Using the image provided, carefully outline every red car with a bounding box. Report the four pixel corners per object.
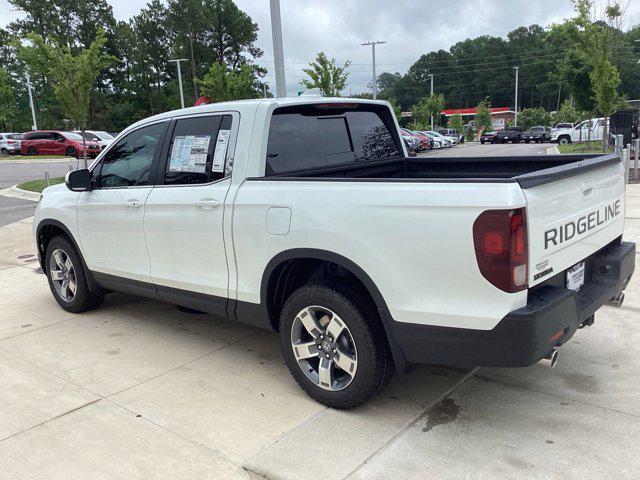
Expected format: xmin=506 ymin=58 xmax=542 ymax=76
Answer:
xmin=21 ymin=130 xmax=102 ymax=158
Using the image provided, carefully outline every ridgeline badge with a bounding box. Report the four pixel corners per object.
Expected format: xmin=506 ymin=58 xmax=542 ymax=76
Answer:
xmin=544 ymin=200 xmax=620 ymax=250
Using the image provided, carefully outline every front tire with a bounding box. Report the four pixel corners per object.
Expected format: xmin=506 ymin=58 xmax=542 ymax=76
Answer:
xmin=45 ymin=236 xmax=104 ymax=313
xmin=280 ymin=283 xmax=394 ymax=409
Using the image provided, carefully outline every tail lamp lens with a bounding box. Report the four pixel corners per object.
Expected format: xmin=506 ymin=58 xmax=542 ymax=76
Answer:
xmin=473 ymin=208 xmax=528 ymax=293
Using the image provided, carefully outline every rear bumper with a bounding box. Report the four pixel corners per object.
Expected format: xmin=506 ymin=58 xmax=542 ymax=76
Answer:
xmin=391 ymin=239 xmax=635 ymax=368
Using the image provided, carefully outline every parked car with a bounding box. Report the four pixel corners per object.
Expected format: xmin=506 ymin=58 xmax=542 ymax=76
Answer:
xmin=34 ymin=98 xmax=635 ymax=409
xmin=522 ymin=126 xmax=551 ymax=143
xmin=551 ymin=118 xmax=607 ymax=145
xmin=0 ymin=132 xmax=23 ymax=155
xmin=437 ymin=128 xmax=464 ymax=143
xmin=73 ymin=130 xmax=115 ymax=149
xmin=480 ymin=131 xmax=499 ymax=144
xmin=417 ymin=131 xmax=443 ymax=149
xmin=497 ymin=126 xmax=523 ymax=143
xmin=424 ymin=130 xmax=454 ymax=147
xmin=401 ymin=129 xmax=431 ymax=151
xmin=21 ymin=130 xmax=102 ymax=158
xmin=400 ymin=130 xmax=421 ymax=154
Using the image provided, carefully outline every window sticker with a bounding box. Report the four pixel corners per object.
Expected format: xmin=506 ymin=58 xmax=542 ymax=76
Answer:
xmin=169 ymin=135 xmax=211 ymax=172
xmin=212 ymin=130 xmax=231 ymax=173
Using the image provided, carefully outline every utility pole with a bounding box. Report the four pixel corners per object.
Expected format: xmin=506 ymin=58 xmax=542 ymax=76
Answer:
xmin=269 ymin=0 xmax=287 ymax=97
xmin=428 ymin=73 xmax=434 ymax=130
xmin=362 ymin=40 xmax=386 ymax=99
xmin=171 ymin=59 xmax=188 ymax=108
xmin=263 ymin=83 xmax=268 ymax=98
xmin=513 ymin=66 xmax=519 ymax=126
xmin=25 ymin=72 xmax=38 ymax=130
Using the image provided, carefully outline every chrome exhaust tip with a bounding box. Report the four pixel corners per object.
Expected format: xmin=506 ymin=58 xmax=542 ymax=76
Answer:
xmin=538 ymin=349 xmax=559 ymax=369
xmin=606 ymin=292 xmax=625 ymax=308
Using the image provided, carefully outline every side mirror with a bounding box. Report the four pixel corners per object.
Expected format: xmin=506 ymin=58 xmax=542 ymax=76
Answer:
xmin=65 ymin=169 xmax=92 ymax=192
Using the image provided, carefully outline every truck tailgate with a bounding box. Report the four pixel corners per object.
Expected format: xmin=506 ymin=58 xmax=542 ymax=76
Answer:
xmin=523 ymin=158 xmax=625 ymax=287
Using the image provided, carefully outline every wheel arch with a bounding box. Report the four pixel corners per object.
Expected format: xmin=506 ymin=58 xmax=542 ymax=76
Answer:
xmin=35 ymin=219 xmax=102 ymax=293
xmin=250 ymin=248 xmax=408 ymax=371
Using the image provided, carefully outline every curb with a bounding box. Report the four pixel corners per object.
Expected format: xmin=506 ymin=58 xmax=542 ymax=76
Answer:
xmin=546 ymin=145 xmax=560 ymax=155
xmin=0 ymin=185 xmax=42 ymax=202
xmin=0 ymin=157 xmax=75 ymax=164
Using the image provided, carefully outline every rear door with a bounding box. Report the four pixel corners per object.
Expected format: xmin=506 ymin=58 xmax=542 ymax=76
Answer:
xmin=143 ymin=112 xmax=237 ymax=314
xmin=523 ymin=158 xmax=625 ymax=287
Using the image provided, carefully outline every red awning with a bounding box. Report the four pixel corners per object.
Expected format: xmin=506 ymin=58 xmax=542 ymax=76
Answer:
xmin=194 ymin=96 xmax=211 ymax=106
xmin=441 ymin=107 xmax=513 ymax=116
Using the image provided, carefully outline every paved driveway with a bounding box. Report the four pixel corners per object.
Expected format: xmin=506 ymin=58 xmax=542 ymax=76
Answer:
xmin=1 ymin=164 xmax=639 ymax=479
xmin=0 ymin=160 xmax=75 ymax=227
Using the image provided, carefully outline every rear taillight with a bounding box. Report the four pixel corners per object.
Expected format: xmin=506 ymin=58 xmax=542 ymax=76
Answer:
xmin=473 ymin=208 xmax=528 ymax=293
xmin=7 ymin=140 xmax=14 ymax=144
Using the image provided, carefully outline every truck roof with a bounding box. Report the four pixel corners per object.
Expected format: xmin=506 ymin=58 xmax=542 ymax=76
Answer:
xmin=126 ymin=97 xmax=391 ymax=133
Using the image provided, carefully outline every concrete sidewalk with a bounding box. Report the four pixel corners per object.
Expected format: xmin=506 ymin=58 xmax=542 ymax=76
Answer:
xmin=1 ymin=187 xmax=639 ymax=479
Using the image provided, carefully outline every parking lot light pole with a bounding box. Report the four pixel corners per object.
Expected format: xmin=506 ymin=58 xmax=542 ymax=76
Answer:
xmin=171 ymin=59 xmax=188 ymax=108
xmin=513 ymin=66 xmax=519 ymax=126
xmin=362 ymin=41 xmax=386 ymax=100
xmin=25 ymin=72 xmax=38 ymax=130
xmin=270 ymin=0 xmax=287 ymax=97
xmin=428 ymin=73 xmax=434 ymax=129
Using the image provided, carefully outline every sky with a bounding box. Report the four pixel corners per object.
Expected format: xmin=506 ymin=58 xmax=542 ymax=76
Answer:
xmin=1 ymin=0 xmax=639 ymax=95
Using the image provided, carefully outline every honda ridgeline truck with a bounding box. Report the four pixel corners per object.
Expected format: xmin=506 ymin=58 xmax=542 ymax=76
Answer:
xmin=34 ymin=97 xmax=635 ymax=408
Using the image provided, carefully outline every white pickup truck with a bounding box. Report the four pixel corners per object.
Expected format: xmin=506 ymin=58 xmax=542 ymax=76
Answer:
xmin=551 ymin=117 xmax=606 ymax=144
xmin=34 ymin=98 xmax=635 ymax=408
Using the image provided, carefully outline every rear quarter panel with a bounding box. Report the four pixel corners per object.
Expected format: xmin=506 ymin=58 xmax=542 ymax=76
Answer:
xmin=232 ymin=179 xmax=528 ymax=330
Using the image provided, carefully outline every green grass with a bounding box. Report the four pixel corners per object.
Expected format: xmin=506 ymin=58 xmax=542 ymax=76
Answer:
xmin=558 ymin=141 xmax=609 ymax=154
xmin=18 ymin=177 xmax=65 ymax=193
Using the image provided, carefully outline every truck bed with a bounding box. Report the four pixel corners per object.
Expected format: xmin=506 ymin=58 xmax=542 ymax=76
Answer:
xmin=262 ymin=153 xmax=619 ymax=189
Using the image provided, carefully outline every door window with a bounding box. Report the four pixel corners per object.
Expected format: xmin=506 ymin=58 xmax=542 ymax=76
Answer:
xmin=97 ymin=122 xmax=165 ymax=188
xmin=163 ymin=115 xmax=233 ymax=185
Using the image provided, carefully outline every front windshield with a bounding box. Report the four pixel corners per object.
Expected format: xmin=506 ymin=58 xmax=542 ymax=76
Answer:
xmin=63 ymin=132 xmax=84 ymax=140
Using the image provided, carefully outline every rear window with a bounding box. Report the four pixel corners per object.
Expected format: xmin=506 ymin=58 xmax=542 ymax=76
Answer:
xmin=265 ymin=104 xmax=401 ymax=175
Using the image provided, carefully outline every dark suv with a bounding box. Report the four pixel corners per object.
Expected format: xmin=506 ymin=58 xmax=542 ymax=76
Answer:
xmin=497 ymin=126 xmax=523 ymax=143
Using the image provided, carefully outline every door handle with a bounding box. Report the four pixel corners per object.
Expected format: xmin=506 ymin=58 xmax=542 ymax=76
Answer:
xmin=195 ymin=198 xmax=221 ymax=209
xmin=125 ymin=200 xmax=142 ymax=209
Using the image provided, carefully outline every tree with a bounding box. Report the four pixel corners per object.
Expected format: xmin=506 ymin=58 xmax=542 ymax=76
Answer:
xmin=574 ymin=0 xmax=622 ymax=151
xmin=553 ymin=99 xmax=582 ymax=124
xmin=411 ymin=93 xmax=444 ymax=130
xmin=18 ymin=30 xmax=115 ymax=167
xmin=517 ymin=107 xmax=553 ymax=130
xmin=301 ymin=52 xmax=350 ymax=97
xmin=448 ymin=114 xmax=464 ymax=133
xmin=198 ymin=62 xmax=259 ymax=102
xmin=0 ymin=69 xmax=14 ymax=131
xmin=475 ymin=99 xmax=493 ymax=133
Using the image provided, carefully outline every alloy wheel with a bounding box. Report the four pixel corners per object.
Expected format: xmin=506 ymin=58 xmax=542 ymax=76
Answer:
xmin=49 ymin=248 xmax=77 ymax=302
xmin=290 ymin=305 xmax=358 ymax=391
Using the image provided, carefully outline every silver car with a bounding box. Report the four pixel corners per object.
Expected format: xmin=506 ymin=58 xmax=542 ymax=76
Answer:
xmin=0 ymin=133 xmax=23 ymax=155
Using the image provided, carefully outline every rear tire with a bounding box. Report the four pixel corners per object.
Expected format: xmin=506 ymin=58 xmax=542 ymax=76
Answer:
xmin=27 ymin=146 xmax=38 ymax=156
xmin=66 ymin=147 xmax=78 ymax=158
xmin=0 ymin=148 xmax=8 ymax=155
xmin=280 ymin=283 xmax=394 ymax=409
xmin=45 ymin=236 xmax=104 ymax=313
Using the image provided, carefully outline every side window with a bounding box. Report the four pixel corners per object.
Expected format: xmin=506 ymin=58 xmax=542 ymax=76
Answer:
xmin=97 ymin=122 xmax=165 ymax=188
xmin=163 ymin=115 xmax=233 ymax=185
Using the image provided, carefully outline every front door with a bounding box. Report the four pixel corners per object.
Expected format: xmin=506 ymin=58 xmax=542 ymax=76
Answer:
xmin=144 ymin=113 xmax=236 ymax=315
xmin=77 ymin=121 xmax=168 ymax=283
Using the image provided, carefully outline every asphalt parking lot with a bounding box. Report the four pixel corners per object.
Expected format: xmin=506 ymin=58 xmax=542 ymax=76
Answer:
xmin=1 ymin=147 xmax=639 ymax=479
